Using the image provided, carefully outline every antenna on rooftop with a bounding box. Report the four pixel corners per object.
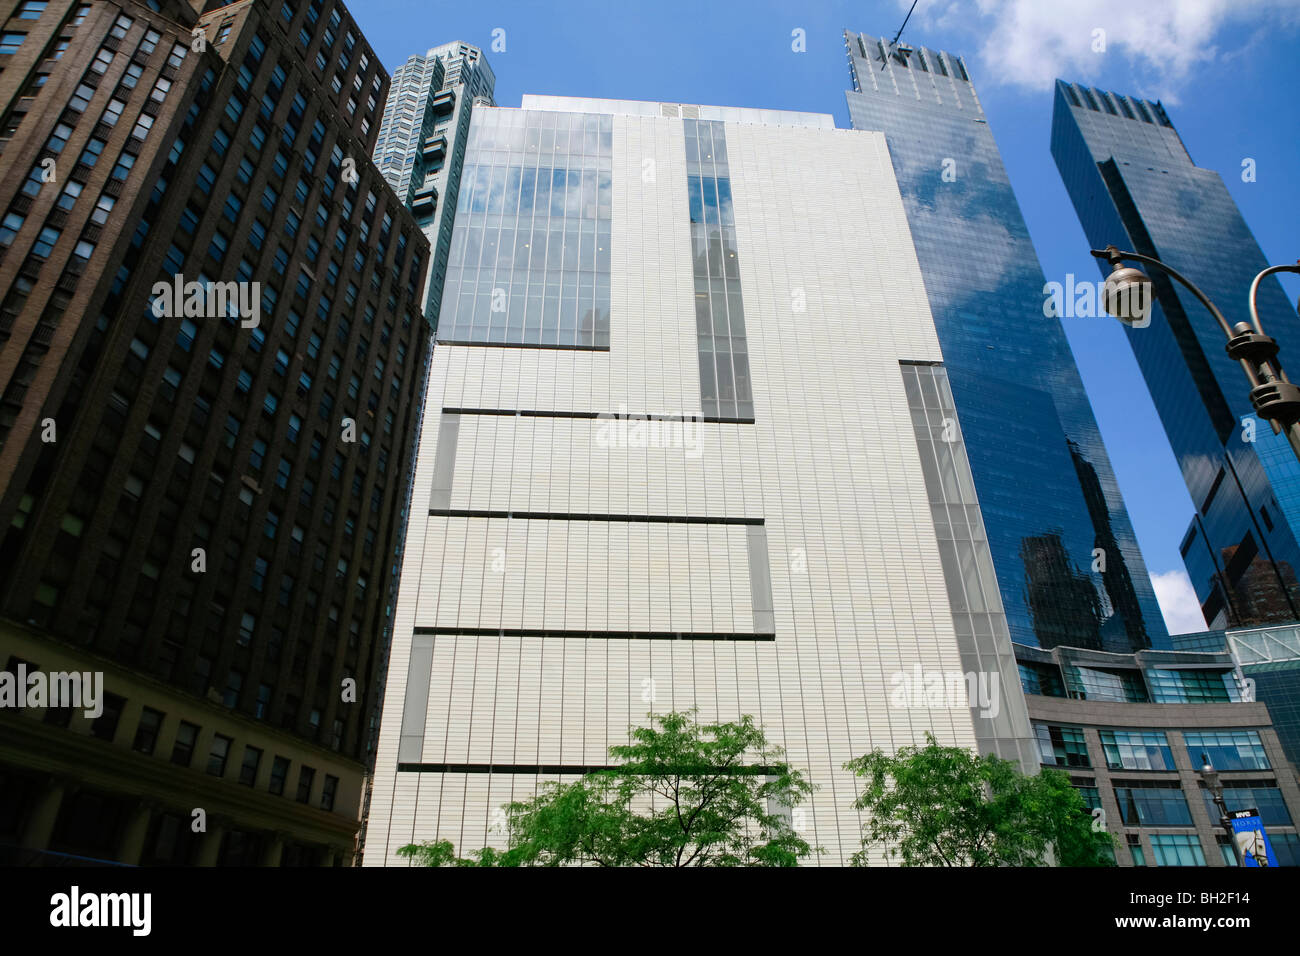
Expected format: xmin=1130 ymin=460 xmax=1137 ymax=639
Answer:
xmin=880 ymin=0 xmax=920 ymax=69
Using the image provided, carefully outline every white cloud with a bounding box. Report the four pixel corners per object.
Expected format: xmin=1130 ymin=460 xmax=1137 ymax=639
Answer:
xmin=1150 ymin=568 xmax=1208 ymax=634
xmin=902 ymin=0 xmax=1300 ymax=101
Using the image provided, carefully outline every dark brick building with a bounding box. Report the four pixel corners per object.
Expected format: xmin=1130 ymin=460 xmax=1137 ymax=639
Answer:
xmin=0 ymin=0 xmax=431 ymax=864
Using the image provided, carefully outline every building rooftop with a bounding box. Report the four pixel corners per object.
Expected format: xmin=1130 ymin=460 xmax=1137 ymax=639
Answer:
xmin=518 ymin=94 xmax=835 ymax=129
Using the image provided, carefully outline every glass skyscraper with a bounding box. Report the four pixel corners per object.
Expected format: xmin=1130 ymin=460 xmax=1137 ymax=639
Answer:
xmin=844 ymin=32 xmax=1168 ymax=654
xmin=1052 ymin=81 xmax=1300 ymax=629
xmin=373 ymin=42 xmax=495 ymax=326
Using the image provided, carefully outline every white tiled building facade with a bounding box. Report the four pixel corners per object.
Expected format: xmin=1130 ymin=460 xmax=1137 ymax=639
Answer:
xmin=365 ymin=97 xmax=1030 ymax=866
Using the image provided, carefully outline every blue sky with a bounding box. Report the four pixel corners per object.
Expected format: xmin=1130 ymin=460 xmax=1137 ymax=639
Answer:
xmin=356 ymin=0 xmax=1300 ymax=632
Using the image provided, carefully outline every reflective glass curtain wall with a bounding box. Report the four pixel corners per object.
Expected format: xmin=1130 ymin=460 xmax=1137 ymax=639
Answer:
xmin=844 ymin=31 xmax=1168 ymax=652
xmin=440 ymin=109 xmax=612 ymax=348
xmin=1051 ymin=81 xmax=1300 ymax=629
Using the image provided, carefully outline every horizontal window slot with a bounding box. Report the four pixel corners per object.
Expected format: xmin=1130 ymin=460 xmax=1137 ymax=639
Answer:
xmin=398 ymin=762 xmax=781 ymax=774
xmin=411 ymin=626 xmax=775 ymax=641
xmin=442 ymin=407 xmax=754 ymax=425
xmin=428 ymin=509 xmax=762 ymax=525
xmin=435 ymin=339 xmax=609 ymax=352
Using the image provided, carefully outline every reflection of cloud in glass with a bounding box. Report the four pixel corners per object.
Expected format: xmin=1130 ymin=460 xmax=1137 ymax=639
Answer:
xmin=846 ymin=64 xmax=1168 ymax=651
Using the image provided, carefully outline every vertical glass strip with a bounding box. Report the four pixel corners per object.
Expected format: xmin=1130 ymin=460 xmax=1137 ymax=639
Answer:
xmin=901 ymin=361 xmax=1037 ymax=771
xmin=684 ymin=119 xmax=753 ymax=420
xmin=398 ymin=636 xmax=434 ymax=762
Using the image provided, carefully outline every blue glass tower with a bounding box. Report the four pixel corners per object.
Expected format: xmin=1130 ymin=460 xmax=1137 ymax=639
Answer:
xmin=1051 ymin=81 xmax=1300 ymax=629
xmin=844 ymin=31 xmax=1169 ymax=652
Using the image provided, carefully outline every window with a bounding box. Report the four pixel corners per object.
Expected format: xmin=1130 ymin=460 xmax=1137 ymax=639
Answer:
xmin=296 ymin=765 xmax=315 ymax=803
xmin=1201 ymin=784 xmax=1292 ymax=826
xmin=222 ymin=668 xmax=242 ymax=708
xmin=130 ymin=113 xmax=154 ymax=141
xmin=1272 ymin=831 xmax=1300 ymax=867
xmin=1147 ymin=668 xmax=1238 ymax=703
xmin=102 ymin=98 xmax=126 ymax=126
xmin=239 ymin=745 xmax=262 ymax=786
xmin=1064 ymin=664 xmax=1148 ymax=703
xmin=1100 ymin=730 xmax=1175 ymax=771
xmin=1149 ymin=834 xmax=1206 ymax=867
xmin=132 ymin=707 xmax=164 ymax=754
xmin=254 ymin=684 xmax=272 ymax=720
xmin=177 ymin=318 xmax=198 ymax=351
xmin=1034 ymin=724 xmax=1089 ymax=768
xmin=32 ymin=225 xmax=60 ymax=258
xmin=1216 ymin=834 xmax=1235 ymax=866
xmin=45 ymin=121 xmax=73 ymax=152
xmin=90 ymin=693 xmax=126 ymax=741
xmin=207 ymin=230 xmax=227 ymax=262
xmin=69 ymin=82 xmax=95 ymax=112
xmin=1 ymin=33 xmax=27 ymax=55
xmin=110 ymin=153 xmax=136 ymax=181
xmin=269 ymin=756 xmax=291 ymax=795
xmin=321 ymin=774 xmax=339 ymax=811
xmin=90 ymin=194 xmax=115 ymax=225
xmin=1115 ymin=784 xmax=1192 ymax=826
xmin=78 ymin=137 xmax=107 ymax=167
xmin=207 ymin=733 xmax=233 ymax=776
xmin=171 ymin=720 xmax=199 ymax=766
xmin=1127 ymin=833 xmax=1146 ymax=867
xmin=1186 ymin=730 xmax=1270 ymax=771
xmin=18 ymin=2 xmax=49 ymax=19
xmin=0 ymin=211 xmax=24 ymax=247
xmin=20 ymin=165 xmax=44 ymax=197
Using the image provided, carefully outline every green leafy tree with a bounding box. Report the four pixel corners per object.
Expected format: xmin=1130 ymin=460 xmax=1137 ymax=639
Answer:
xmin=399 ymin=710 xmax=817 ymax=866
xmin=844 ymin=733 xmax=1114 ymax=867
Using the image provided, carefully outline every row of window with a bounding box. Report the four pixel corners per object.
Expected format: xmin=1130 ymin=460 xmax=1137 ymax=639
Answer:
xmin=1020 ymin=661 xmax=1241 ymax=704
xmin=1037 ymin=724 xmax=1271 ymax=771
xmin=1127 ymin=832 xmax=1300 ymax=867
xmin=5 ymin=656 xmax=340 ymax=810
xmin=1072 ymin=780 xmax=1295 ymax=863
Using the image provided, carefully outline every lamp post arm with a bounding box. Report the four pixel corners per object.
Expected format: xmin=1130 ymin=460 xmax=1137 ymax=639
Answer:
xmin=1248 ymin=262 xmax=1300 ymax=336
xmin=1091 ymin=246 xmax=1235 ymax=339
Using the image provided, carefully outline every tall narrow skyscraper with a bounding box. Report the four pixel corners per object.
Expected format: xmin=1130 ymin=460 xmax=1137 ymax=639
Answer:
xmin=1052 ymin=81 xmax=1300 ymax=630
xmin=373 ymin=42 xmax=494 ymax=326
xmin=844 ymin=31 xmax=1168 ymax=655
xmin=366 ymin=94 xmax=1036 ymax=866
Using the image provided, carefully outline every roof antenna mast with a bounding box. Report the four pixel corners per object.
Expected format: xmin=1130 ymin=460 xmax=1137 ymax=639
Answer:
xmin=880 ymin=0 xmax=920 ymax=70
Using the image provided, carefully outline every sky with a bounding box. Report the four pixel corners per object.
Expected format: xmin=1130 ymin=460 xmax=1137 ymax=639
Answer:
xmin=354 ymin=0 xmax=1300 ymax=633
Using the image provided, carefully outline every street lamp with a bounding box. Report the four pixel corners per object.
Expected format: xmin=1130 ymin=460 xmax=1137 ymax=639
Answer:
xmin=1198 ymin=753 xmax=1241 ymax=867
xmin=1091 ymin=245 xmax=1300 ymax=464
